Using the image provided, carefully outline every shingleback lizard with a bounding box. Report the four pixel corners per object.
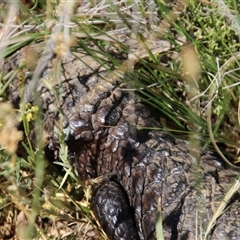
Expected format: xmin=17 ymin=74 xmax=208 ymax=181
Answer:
xmin=2 ymin=46 xmax=240 ymax=240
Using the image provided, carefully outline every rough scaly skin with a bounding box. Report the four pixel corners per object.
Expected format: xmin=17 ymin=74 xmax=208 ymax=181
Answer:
xmin=2 ymin=48 xmax=240 ymax=240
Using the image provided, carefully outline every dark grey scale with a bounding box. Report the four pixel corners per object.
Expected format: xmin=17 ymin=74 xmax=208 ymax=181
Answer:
xmin=67 ymin=115 xmax=93 ymax=141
